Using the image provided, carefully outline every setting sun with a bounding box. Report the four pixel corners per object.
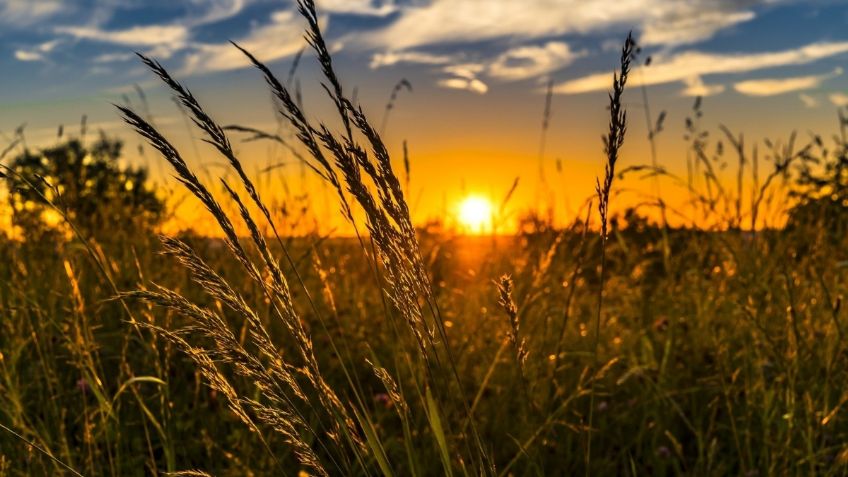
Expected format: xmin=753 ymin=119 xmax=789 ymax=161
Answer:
xmin=3 ymin=0 xmax=847 ymax=474
xmin=458 ymin=196 xmax=493 ymax=233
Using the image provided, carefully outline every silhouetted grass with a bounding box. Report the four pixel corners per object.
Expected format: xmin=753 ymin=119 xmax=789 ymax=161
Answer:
xmin=1 ymin=3 xmax=848 ymax=476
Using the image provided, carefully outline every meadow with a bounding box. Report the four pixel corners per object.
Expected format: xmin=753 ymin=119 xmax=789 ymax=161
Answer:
xmin=1 ymin=1 xmax=848 ymax=475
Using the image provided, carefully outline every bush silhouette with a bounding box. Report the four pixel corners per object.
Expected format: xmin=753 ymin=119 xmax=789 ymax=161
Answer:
xmin=5 ymin=133 xmax=164 ymax=239
xmin=788 ymin=120 xmax=848 ymax=236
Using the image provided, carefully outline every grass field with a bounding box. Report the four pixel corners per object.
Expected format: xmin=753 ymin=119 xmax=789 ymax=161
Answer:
xmin=1 ymin=1 xmax=848 ymax=475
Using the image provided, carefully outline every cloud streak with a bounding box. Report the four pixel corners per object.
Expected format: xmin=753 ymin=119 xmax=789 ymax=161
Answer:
xmin=316 ymin=0 xmax=397 ymax=16
xmin=13 ymin=39 xmax=63 ymax=63
xmin=364 ymin=0 xmax=767 ymax=50
xmin=55 ymin=24 xmax=189 ymax=47
xmin=799 ymin=93 xmax=818 ymax=108
xmin=554 ymin=41 xmax=848 ymax=95
xmin=186 ymin=0 xmax=248 ymax=27
xmin=830 ymin=93 xmax=848 ymax=107
xmin=370 ymin=50 xmax=455 ymax=69
xmin=437 ymin=77 xmax=488 ymax=94
xmin=0 ymin=0 xmax=66 ymax=27
xmin=488 ymin=42 xmax=583 ymax=81
xmin=180 ymin=10 xmax=308 ymax=75
xmin=733 ymin=68 xmax=842 ymax=96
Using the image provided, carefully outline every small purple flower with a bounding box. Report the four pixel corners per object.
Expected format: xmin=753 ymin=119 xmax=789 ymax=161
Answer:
xmin=76 ymin=378 xmax=89 ymax=394
xmin=374 ymin=393 xmax=391 ymax=408
xmin=656 ymin=446 xmax=671 ymax=459
xmin=597 ymin=401 xmax=609 ymax=412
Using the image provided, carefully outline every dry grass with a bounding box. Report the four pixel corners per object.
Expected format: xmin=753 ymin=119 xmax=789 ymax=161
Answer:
xmin=1 ymin=2 xmax=848 ymax=476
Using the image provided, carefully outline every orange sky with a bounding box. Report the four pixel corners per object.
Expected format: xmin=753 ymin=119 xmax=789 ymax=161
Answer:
xmin=1 ymin=1 xmax=846 ymax=235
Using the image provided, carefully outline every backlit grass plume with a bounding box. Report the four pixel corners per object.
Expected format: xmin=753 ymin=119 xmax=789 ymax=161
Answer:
xmin=116 ymin=0 xmax=488 ymax=473
xmin=587 ymin=31 xmax=635 ymax=472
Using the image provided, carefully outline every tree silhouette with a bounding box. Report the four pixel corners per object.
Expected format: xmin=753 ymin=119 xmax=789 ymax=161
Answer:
xmin=788 ymin=111 xmax=848 ymax=237
xmin=5 ymin=132 xmax=164 ymax=239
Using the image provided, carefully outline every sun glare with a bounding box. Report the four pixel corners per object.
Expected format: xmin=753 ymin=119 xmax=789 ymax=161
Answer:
xmin=458 ymin=196 xmax=493 ymax=233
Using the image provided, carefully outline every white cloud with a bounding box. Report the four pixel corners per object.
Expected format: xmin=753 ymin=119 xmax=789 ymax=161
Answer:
xmin=799 ymin=93 xmax=818 ymax=108
xmin=55 ymin=24 xmax=189 ymax=47
xmin=830 ymin=93 xmax=848 ymax=107
xmin=364 ymin=0 xmax=771 ymax=50
xmin=12 ymin=39 xmax=63 ymax=63
xmin=443 ymin=63 xmax=485 ymax=80
xmin=14 ymin=50 xmax=44 ymax=62
xmin=681 ymin=76 xmax=725 ymax=97
xmin=437 ymin=77 xmax=488 ymax=94
xmin=488 ymin=41 xmax=583 ymax=81
xmin=640 ymin=9 xmax=754 ymax=46
xmin=180 ymin=10 xmax=307 ymax=75
xmin=554 ymin=41 xmax=848 ymax=95
xmin=370 ymin=50 xmax=454 ymax=69
xmin=357 ymin=0 xmax=773 ymax=92
xmin=316 ymin=0 xmax=397 ymax=16
xmin=34 ymin=0 xmax=245 ymax=59
xmin=733 ymin=68 xmax=842 ymax=96
xmin=0 ymin=0 xmax=66 ymax=27
xmin=187 ymin=0 xmax=247 ymax=26
xmin=93 ymin=52 xmax=135 ymax=63
xmin=38 ymin=39 xmax=62 ymax=53
xmin=46 ymin=4 xmax=305 ymax=75
xmin=371 ymin=41 xmax=583 ymax=86
xmin=437 ymin=62 xmax=488 ymax=94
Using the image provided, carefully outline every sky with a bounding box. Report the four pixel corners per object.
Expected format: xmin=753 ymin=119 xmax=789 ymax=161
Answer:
xmin=1 ymin=0 xmax=847 ymax=233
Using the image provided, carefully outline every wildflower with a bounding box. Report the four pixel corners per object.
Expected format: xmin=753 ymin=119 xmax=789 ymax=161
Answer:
xmin=374 ymin=393 xmax=392 ymax=409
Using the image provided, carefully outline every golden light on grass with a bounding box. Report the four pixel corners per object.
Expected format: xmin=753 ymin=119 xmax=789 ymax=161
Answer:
xmin=458 ymin=195 xmax=492 ymax=233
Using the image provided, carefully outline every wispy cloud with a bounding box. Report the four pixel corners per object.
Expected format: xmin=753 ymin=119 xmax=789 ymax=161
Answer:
xmin=681 ymin=77 xmax=725 ymax=97
xmin=488 ymin=42 xmax=583 ymax=81
xmin=373 ymin=40 xmax=583 ymax=93
xmin=44 ymin=4 xmax=305 ymax=75
xmin=640 ymin=8 xmax=754 ymax=46
xmin=799 ymin=93 xmax=818 ymax=108
xmin=0 ymin=0 xmax=66 ymax=27
xmin=555 ymin=41 xmax=848 ymax=95
xmin=180 ymin=10 xmax=307 ymax=75
xmin=443 ymin=63 xmax=485 ymax=79
xmin=364 ymin=0 xmax=769 ymax=50
xmin=359 ymin=0 xmax=777 ymax=92
xmin=830 ymin=92 xmax=848 ymax=107
xmin=186 ymin=0 xmax=247 ymax=27
xmin=13 ymin=39 xmax=63 ymax=63
xmin=733 ymin=68 xmax=842 ymax=96
xmin=92 ymin=52 xmax=135 ymax=64
xmin=437 ymin=62 xmax=488 ymax=93
xmin=437 ymin=77 xmax=488 ymax=94
xmin=370 ymin=50 xmax=455 ymax=69
xmin=316 ymin=0 xmax=397 ymax=16
xmin=55 ymin=24 xmax=190 ymax=47
xmin=22 ymin=0 xmax=249 ymax=65
xmin=14 ymin=50 xmax=44 ymax=62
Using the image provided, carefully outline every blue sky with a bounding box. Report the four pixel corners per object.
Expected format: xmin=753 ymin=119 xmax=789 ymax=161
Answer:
xmin=1 ymin=0 xmax=847 ymax=228
xmin=3 ymin=1 xmax=846 ymax=103
xmin=0 ymin=0 xmax=848 ymax=99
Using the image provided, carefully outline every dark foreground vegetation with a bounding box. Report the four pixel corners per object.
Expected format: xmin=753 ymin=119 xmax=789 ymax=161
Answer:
xmin=2 ymin=1 xmax=848 ymax=475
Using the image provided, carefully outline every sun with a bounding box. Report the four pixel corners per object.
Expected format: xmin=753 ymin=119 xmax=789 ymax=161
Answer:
xmin=458 ymin=196 xmax=493 ymax=233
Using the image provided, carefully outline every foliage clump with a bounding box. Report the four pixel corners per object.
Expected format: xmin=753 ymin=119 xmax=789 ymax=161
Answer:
xmin=5 ymin=133 xmax=164 ymax=239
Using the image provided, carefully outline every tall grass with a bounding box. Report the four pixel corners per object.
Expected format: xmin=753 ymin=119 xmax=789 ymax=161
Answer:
xmin=1 ymin=2 xmax=848 ymax=476
xmin=587 ymin=31 xmax=634 ymax=472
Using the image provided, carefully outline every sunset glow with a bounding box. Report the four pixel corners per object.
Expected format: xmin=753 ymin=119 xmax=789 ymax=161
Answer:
xmin=2 ymin=1 xmax=848 ymax=475
xmin=458 ymin=196 xmax=493 ymax=233
xmin=0 ymin=1 xmax=844 ymax=234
